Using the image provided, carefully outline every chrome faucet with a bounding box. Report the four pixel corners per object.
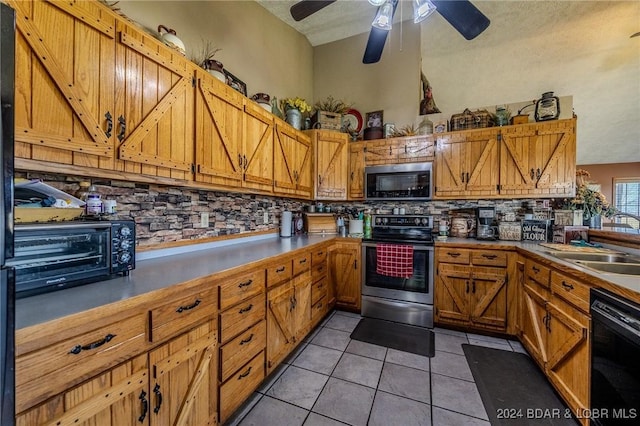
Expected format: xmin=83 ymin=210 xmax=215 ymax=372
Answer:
xmin=606 ymin=212 xmax=640 ymax=229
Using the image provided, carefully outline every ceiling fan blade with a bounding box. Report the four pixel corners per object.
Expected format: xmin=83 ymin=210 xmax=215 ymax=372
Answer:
xmin=432 ymin=0 xmax=490 ymax=40
xmin=290 ymin=0 xmax=337 ymax=22
xmin=362 ymin=0 xmax=398 ymax=64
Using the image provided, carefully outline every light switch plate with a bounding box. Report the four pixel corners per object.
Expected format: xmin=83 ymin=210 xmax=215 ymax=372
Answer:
xmin=263 ymin=212 xmax=269 ymax=223
xmin=201 ymin=212 xmax=209 ymax=227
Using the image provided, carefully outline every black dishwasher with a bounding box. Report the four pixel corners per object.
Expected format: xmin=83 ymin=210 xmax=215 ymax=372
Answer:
xmin=590 ymin=288 xmax=640 ymax=425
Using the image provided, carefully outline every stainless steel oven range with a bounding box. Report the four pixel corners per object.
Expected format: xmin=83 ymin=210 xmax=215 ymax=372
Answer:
xmin=361 ymin=214 xmax=434 ymax=328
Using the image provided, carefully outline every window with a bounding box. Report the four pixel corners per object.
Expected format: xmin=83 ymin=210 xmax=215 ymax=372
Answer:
xmin=613 ymin=178 xmax=640 ymax=229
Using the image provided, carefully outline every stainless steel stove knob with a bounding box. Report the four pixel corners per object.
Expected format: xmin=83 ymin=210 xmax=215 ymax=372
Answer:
xmin=414 ymin=218 xmax=420 ymax=225
xmin=382 ymin=217 xmax=388 ymax=224
xmin=421 ymin=218 xmax=428 ymax=225
xmin=375 ymin=217 xmax=381 ymax=225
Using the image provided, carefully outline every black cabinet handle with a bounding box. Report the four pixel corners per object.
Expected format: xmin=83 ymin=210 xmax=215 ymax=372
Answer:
xmin=69 ymin=333 xmax=116 ymax=354
xmin=243 ymin=155 xmax=247 ymax=169
xmin=532 ymin=266 xmax=540 ymax=273
xmin=317 ymin=251 xmax=324 ymax=256
xmin=238 ymin=279 xmax=253 ymax=288
xmin=318 ymin=174 xmax=322 ymax=185
xmin=447 ymin=252 xmax=461 ymax=257
xmin=472 ymin=281 xmax=476 ymax=294
xmin=138 ymin=390 xmax=148 ymax=423
xmin=240 ymin=334 xmax=254 ymax=345
xmin=239 ymin=304 xmax=253 ymax=314
xmin=117 ymin=115 xmax=126 ymax=142
xmin=105 ymin=111 xmax=113 ymax=138
xmin=238 ymin=366 xmax=252 ymax=379
xmin=299 ymin=258 xmax=307 ymax=264
xmin=482 ymin=254 xmax=497 ymax=259
xmin=354 ymin=260 xmax=357 ymax=269
xmin=176 ymin=299 xmax=201 ymax=313
xmin=561 ymin=281 xmax=574 ymax=291
xmin=466 ymin=172 xmax=470 ymax=182
xmin=238 ymin=153 xmax=243 ymax=167
xmin=536 ymin=168 xmax=541 ymax=179
xmin=530 ymin=168 xmax=535 ymax=180
xmin=350 ymin=171 xmax=354 ymax=181
xmin=461 ymin=172 xmax=465 ymax=183
xmin=153 ymin=383 xmax=163 ymax=414
xmin=276 ymin=266 xmax=285 ymax=273
xmin=466 ymin=281 xmax=470 ymax=293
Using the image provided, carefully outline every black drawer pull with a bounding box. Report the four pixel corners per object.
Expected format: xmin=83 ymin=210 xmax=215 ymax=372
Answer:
xmin=153 ymin=383 xmax=163 ymax=414
xmin=561 ymin=281 xmax=574 ymax=290
xmin=240 ymin=334 xmax=254 ymax=345
xmin=176 ymin=299 xmax=201 ymax=313
xmin=239 ymin=304 xmax=253 ymax=314
xmin=238 ymin=366 xmax=252 ymax=379
xmin=138 ymin=390 xmax=148 ymax=422
xmin=299 ymin=258 xmax=307 ymax=264
xmin=447 ymin=252 xmax=461 ymax=257
xmin=532 ymin=266 xmax=540 ymax=273
xmin=69 ymin=333 xmax=116 ymax=354
xmin=238 ymin=279 xmax=253 ymax=288
xmin=276 ymin=266 xmax=285 ymax=273
xmin=317 ymin=251 xmax=324 ymax=256
xmin=482 ymin=254 xmax=497 ymax=259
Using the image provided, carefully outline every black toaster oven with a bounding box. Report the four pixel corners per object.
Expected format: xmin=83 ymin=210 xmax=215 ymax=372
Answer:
xmin=10 ymin=220 xmax=136 ymax=297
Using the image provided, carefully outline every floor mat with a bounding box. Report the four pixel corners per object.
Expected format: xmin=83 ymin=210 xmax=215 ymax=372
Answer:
xmin=462 ymin=344 xmax=577 ymax=425
xmin=350 ymin=317 xmax=434 ymax=357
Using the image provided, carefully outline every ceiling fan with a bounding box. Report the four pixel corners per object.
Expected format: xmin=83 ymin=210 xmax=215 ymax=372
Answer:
xmin=290 ymin=0 xmax=490 ymax=64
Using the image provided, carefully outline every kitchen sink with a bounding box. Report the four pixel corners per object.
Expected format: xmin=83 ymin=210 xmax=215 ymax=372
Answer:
xmin=573 ymin=261 xmax=640 ymax=275
xmin=546 ymin=251 xmax=640 ymax=264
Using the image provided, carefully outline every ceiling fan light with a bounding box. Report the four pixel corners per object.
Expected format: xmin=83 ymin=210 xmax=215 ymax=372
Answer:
xmin=368 ymin=0 xmax=386 ymax=6
xmin=372 ymin=0 xmax=394 ymax=31
xmin=413 ymin=0 xmax=437 ymax=24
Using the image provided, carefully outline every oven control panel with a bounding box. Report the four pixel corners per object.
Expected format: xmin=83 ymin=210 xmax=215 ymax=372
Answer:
xmin=373 ymin=215 xmax=433 ymax=229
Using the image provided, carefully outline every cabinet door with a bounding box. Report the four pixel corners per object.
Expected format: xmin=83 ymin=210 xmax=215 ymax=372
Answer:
xmin=194 ymin=71 xmax=244 ymax=188
xmin=115 ymin=21 xmax=195 ymax=179
xmin=434 ymin=134 xmax=466 ymax=197
xmin=314 ymin=130 xmax=348 ymax=200
xmin=293 ymin=273 xmax=313 ymax=341
xmin=463 ymin=129 xmax=500 ymax=197
xmin=11 ymin=0 xmax=115 ymax=168
xmin=546 ymin=300 xmax=589 ymax=417
xmin=243 ymin=101 xmax=274 ymax=192
xmin=469 ymin=268 xmax=507 ymax=330
xmin=397 ymin=136 xmax=435 ymax=163
xmin=273 ymin=124 xmax=302 ymax=196
xmin=148 ymin=322 xmax=218 ymax=426
xmin=500 ymin=119 xmax=576 ymax=197
xmin=17 ymin=354 xmax=149 ymax=426
xmin=330 ymin=243 xmax=361 ymax=311
xmin=435 ymin=264 xmax=471 ymax=324
xmin=364 ymin=139 xmax=399 ymax=165
xmin=519 ymin=283 xmax=549 ymax=368
xmin=266 ymin=283 xmax=296 ymax=371
xmin=348 ymin=142 xmax=366 ymax=200
xmin=294 ymin=132 xmax=313 ymax=198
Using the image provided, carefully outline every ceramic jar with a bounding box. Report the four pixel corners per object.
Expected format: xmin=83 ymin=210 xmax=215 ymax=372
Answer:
xmin=157 ymin=25 xmax=186 ymax=56
xmin=204 ymin=59 xmax=226 ymax=83
xmin=251 ymin=93 xmax=272 ymax=113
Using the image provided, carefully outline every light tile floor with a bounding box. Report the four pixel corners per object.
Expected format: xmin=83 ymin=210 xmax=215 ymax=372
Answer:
xmin=227 ymin=310 xmax=528 ymax=426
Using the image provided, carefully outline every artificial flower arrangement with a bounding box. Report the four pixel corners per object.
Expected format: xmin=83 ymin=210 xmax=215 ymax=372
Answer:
xmin=280 ymin=97 xmax=312 ymax=114
xmin=566 ymin=169 xmax=617 ymax=219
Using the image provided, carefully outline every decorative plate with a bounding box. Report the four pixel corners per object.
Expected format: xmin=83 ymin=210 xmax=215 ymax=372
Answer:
xmin=342 ymin=109 xmax=363 ymax=133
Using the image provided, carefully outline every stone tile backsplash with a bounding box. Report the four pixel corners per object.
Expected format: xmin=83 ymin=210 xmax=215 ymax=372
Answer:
xmin=18 ymin=172 xmax=553 ymax=247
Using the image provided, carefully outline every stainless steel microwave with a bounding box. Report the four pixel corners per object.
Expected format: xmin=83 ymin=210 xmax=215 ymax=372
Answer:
xmin=365 ymin=162 xmax=433 ymax=201
xmin=10 ymin=220 xmax=136 ymax=298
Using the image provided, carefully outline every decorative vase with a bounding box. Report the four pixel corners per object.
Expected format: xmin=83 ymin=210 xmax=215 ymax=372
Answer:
xmin=204 ymin=59 xmax=226 ymax=83
xmin=285 ymin=108 xmax=303 ymax=130
xmin=584 ymin=214 xmax=602 ymax=229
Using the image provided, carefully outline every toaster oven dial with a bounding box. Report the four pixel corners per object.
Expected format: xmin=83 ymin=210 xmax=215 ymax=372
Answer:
xmin=119 ymin=252 xmax=132 ymax=264
xmin=119 ymin=239 xmax=132 ymax=250
xmin=119 ymin=226 xmax=132 ymax=237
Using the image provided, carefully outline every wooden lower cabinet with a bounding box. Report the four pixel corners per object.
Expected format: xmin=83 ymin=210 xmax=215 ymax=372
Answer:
xmin=330 ymin=240 xmax=361 ymax=312
xmin=17 ymin=321 xmax=218 ymax=426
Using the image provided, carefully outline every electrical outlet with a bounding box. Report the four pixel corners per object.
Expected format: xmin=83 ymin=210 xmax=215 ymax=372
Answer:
xmin=201 ymin=212 xmax=209 ymax=227
xmin=263 ymin=212 xmax=269 ymax=223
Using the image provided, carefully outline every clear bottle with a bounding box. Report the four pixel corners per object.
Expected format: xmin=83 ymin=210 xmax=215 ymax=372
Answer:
xmin=84 ymin=184 xmax=102 ymax=216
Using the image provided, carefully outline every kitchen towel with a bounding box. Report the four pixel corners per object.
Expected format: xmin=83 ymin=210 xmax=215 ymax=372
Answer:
xmin=376 ymin=243 xmax=413 ymax=278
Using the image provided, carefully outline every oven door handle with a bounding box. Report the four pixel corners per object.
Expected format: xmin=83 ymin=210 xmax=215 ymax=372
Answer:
xmin=362 ymin=242 xmax=434 ymax=252
xmin=592 ymin=303 xmax=640 ymax=346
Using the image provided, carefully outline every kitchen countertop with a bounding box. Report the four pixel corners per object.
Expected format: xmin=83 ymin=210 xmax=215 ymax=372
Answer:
xmin=16 ymin=233 xmax=640 ymax=330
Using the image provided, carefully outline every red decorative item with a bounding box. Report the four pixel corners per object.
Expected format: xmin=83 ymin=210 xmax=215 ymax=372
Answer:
xmin=376 ymin=244 xmax=414 ymax=278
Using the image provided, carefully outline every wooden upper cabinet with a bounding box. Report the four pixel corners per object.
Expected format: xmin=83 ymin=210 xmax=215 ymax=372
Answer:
xmin=500 ymin=118 xmax=576 ymax=197
xmin=243 ymin=101 xmax=275 ymax=192
xmin=11 ymin=0 xmax=116 ymax=169
xmin=348 ymin=142 xmax=366 ymax=200
xmin=114 ymin=20 xmax=196 ymax=179
xmin=273 ymin=120 xmax=312 ymax=198
xmin=364 ymin=139 xmax=399 ymax=165
xmin=310 ymin=130 xmax=349 ymax=200
xmin=435 ymin=128 xmax=500 ymax=198
xmin=396 ymin=135 xmax=435 ymax=163
xmin=194 ymin=71 xmax=244 ymax=188
xmin=11 ymin=0 xmax=195 ymax=179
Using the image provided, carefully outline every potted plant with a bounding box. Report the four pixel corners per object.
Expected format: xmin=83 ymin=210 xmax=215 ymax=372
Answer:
xmin=280 ymin=97 xmax=312 ymax=130
xmin=566 ymin=169 xmax=617 ymax=228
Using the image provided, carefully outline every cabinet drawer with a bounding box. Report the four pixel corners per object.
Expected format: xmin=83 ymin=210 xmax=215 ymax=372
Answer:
xmin=437 ymin=249 xmax=471 ymax=264
xmin=293 ymin=252 xmax=311 ymax=276
xmin=312 ymin=248 xmax=327 ymax=265
xmin=525 ymin=259 xmax=551 ymax=288
xmin=220 ymin=350 xmax=265 ymax=422
xmin=550 ymin=272 xmax=590 ymax=313
xmin=267 ymin=259 xmax=292 ymax=288
xmin=16 ymin=313 xmax=147 ymax=413
xmin=312 ymin=262 xmax=327 ymax=280
xmin=220 ymin=320 xmax=266 ymax=382
xmin=312 ymin=297 xmax=327 ymax=324
xmin=220 ymin=269 xmax=265 ymax=310
xmin=312 ymin=277 xmax=328 ymax=305
xmin=150 ymin=287 xmax=217 ymax=342
xmin=220 ymin=293 xmax=265 ymax=343
xmin=472 ymin=251 xmax=507 ymax=267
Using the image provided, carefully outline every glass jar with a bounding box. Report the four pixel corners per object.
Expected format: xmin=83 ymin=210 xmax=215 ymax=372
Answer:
xmin=417 ymin=116 xmax=433 ymax=135
xmin=495 ymin=106 xmax=510 ymax=126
